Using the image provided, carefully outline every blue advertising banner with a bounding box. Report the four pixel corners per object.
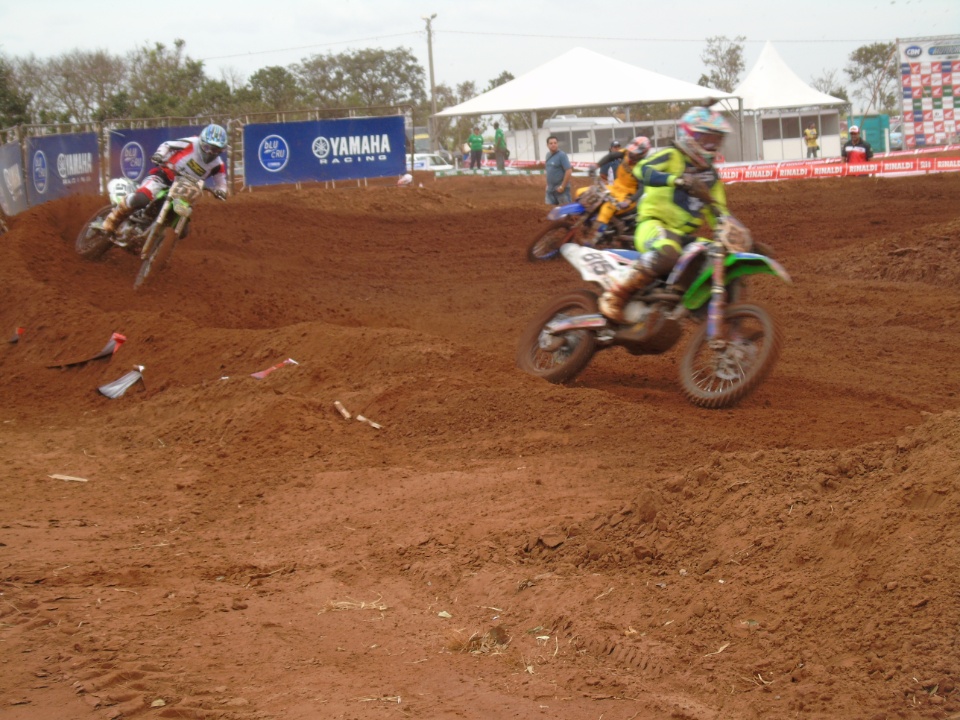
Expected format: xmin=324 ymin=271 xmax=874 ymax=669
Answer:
xmin=243 ymin=116 xmax=405 ymax=187
xmin=108 ymin=126 xmax=203 ymax=183
xmin=24 ymin=133 xmax=100 ymax=208
xmin=0 ymin=142 xmax=28 ymax=217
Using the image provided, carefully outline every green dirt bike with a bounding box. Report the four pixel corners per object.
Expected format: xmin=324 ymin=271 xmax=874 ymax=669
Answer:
xmin=75 ymin=170 xmax=218 ymax=290
xmin=516 ymin=214 xmax=791 ymax=408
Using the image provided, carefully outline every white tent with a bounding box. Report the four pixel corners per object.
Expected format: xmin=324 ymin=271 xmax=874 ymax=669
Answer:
xmin=720 ymin=41 xmax=846 ymax=161
xmin=434 ymin=47 xmax=741 ymax=160
xmin=730 ymin=41 xmax=846 ymax=111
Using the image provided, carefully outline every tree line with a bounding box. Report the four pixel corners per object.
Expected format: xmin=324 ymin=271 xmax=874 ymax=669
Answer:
xmin=0 ymin=37 xmax=899 ymax=149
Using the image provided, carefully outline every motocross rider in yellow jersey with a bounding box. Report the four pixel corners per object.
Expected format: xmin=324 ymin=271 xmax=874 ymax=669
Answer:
xmin=598 ymin=106 xmax=731 ymax=323
xmin=584 ymin=136 xmax=651 ymax=246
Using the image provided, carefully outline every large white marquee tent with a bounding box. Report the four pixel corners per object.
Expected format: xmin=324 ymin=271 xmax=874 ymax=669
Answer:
xmin=434 ymin=47 xmax=742 ymax=161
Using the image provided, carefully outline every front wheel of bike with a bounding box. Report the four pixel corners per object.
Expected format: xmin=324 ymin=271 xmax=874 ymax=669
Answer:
xmin=516 ymin=289 xmax=598 ymax=384
xmin=527 ymin=220 xmax=581 ymax=262
xmin=133 ymin=226 xmax=179 ymax=290
xmin=75 ymin=205 xmax=114 ymax=260
xmin=679 ymin=303 xmax=782 ymax=409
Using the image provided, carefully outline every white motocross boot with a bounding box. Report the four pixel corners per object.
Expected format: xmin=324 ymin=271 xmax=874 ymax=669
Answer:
xmin=101 ymin=196 xmax=132 ymax=234
xmin=598 ymin=263 xmax=655 ymax=323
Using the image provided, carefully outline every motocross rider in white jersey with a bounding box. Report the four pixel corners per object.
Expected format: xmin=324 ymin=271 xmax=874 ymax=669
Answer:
xmin=101 ymin=123 xmax=229 ymax=234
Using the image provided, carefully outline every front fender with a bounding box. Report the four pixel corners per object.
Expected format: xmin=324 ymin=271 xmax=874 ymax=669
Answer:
xmin=682 ymin=253 xmax=791 ymax=309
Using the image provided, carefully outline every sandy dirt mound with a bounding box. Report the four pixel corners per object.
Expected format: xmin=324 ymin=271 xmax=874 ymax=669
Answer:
xmin=1 ymin=172 xmax=960 ymax=720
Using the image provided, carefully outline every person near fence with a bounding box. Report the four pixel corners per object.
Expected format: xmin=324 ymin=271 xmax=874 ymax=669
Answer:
xmin=804 ymin=122 xmax=819 ymax=159
xmin=101 ymin=123 xmax=229 ymax=235
xmin=493 ymin=122 xmax=507 ymax=171
xmin=598 ymin=107 xmax=731 ymax=323
xmin=468 ymin=127 xmax=484 ymax=171
xmin=544 ymin=135 xmax=572 ymax=206
xmin=598 ymin=139 xmax=622 ymax=182
xmin=841 ymin=125 xmax=874 ymax=164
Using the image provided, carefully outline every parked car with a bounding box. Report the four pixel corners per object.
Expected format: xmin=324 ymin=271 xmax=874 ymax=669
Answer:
xmin=407 ymin=153 xmax=455 ymax=172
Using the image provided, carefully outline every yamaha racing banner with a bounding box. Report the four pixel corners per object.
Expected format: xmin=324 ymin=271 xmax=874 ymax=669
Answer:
xmin=0 ymin=142 xmax=28 ymax=217
xmin=242 ymin=116 xmax=406 ymax=187
xmin=108 ymin=125 xmax=204 ymax=183
xmin=24 ymin=133 xmax=100 ymax=208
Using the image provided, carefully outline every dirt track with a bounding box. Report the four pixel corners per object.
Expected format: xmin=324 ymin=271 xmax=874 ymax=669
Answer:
xmin=2 ymin=171 xmax=960 ymax=720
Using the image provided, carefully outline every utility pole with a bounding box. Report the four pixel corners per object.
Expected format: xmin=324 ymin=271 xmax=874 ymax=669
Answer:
xmin=422 ymin=13 xmax=438 ymax=150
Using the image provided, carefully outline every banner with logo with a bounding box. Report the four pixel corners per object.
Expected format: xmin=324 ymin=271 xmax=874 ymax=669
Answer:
xmin=24 ymin=133 xmax=100 ymax=208
xmin=242 ymin=116 xmax=406 ymax=187
xmin=108 ymin=126 xmax=204 ymax=183
xmin=717 ymin=153 xmax=960 ymax=183
xmin=898 ymin=35 xmax=960 ymax=148
xmin=0 ymin=142 xmax=28 ymax=217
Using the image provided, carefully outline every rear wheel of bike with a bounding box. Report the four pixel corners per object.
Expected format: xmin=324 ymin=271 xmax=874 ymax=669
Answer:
xmin=133 ymin=227 xmax=179 ymax=290
xmin=516 ymin=289 xmax=598 ymax=384
xmin=527 ymin=220 xmax=580 ymax=262
xmin=679 ymin=303 xmax=782 ymax=409
xmin=75 ymin=205 xmax=114 ymax=260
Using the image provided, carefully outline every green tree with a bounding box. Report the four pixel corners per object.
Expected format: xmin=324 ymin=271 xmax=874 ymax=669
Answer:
xmin=293 ymin=53 xmax=349 ymax=108
xmin=845 ymin=42 xmax=898 ymax=114
xmin=811 ymin=69 xmax=849 ymax=103
xmin=698 ymin=35 xmax=746 ymax=93
xmin=247 ymin=66 xmax=302 ymax=111
xmin=337 ymin=47 xmax=426 ymax=108
xmin=0 ymin=56 xmax=29 ymax=127
xmin=46 ymin=49 xmax=126 ymax=122
xmin=126 ymin=39 xmax=208 ymax=118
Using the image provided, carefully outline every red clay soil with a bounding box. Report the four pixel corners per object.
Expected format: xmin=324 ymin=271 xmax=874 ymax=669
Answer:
xmin=1 ymin=170 xmax=960 ymax=720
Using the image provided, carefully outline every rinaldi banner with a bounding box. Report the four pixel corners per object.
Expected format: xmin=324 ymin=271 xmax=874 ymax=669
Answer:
xmin=718 ymin=153 xmax=960 ymax=183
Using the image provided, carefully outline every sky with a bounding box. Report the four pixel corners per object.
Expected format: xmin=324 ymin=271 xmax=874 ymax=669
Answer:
xmin=1 ymin=0 xmax=958 ymax=114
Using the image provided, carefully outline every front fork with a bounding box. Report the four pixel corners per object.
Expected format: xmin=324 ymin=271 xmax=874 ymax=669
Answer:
xmin=706 ymin=246 xmax=728 ymax=348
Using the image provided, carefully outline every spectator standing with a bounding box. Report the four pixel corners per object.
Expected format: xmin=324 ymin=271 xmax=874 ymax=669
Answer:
xmin=468 ymin=127 xmax=484 ymax=170
xmin=841 ymin=125 xmax=874 ymax=163
xmin=544 ymin=135 xmax=572 ymax=205
xmin=803 ymin=122 xmax=819 ymax=158
xmin=493 ymin=122 xmax=507 ymax=171
xmin=598 ymin=139 xmax=623 ymax=182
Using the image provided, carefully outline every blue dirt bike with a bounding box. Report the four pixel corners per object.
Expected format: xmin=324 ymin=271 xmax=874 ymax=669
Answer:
xmin=527 ymin=177 xmax=636 ymax=261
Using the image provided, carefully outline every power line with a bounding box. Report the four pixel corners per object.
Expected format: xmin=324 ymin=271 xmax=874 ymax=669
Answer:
xmin=200 ymin=27 xmax=889 ymax=65
xmin=440 ymin=30 xmax=889 ymax=44
xmin=201 ymin=31 xmax=421 ymax=62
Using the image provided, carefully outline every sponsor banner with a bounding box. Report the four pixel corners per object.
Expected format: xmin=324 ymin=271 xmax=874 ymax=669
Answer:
xmin=721 ymin=154 xmax=960 ymax=183
xmin=899 ymin=36 xmax=960 ymax=147
xmin=243 ymin=116 xmax=406 ymax=187
xmin=0 ymin=142 xmax=28 ymax=217
xmin=24 ymin=133 xmax=100 ymax=208
xmin=108 ymin=126 xmax=203 ymax=182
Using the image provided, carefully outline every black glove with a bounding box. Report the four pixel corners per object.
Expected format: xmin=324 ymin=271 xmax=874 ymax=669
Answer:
xmin=151 ymin=152 xmax=165 ymax=165
xmin=675 ymin=173 xmax=713 ymax=203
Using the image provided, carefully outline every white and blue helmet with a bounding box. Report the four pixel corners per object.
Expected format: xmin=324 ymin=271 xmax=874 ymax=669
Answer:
xmin=199 ymin=123 xmax=228 ymax=162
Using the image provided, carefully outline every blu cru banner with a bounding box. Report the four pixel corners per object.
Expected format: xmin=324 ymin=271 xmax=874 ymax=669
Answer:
xmin=108 ymin=126 xmax=204 ymax=182
xmin=243 ymin=116 xmax=406 ymax=187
